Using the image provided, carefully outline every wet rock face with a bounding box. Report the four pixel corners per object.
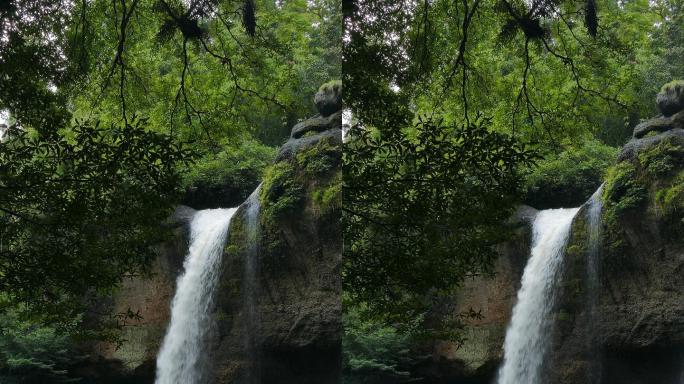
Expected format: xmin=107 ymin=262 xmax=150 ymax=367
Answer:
xmin=545 ymin=84 xmax=684 ymax=384
xmin=77 ymin=212 xmax=191 ymax=383
xmin=209 ymin=86 xmax=342 ymax=384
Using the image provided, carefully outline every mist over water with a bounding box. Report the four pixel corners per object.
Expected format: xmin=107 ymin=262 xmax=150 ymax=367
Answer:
xmin=586 ymin=185 xmax=604 ymax=383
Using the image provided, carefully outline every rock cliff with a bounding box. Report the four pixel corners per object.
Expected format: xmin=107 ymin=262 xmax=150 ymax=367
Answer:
xmin=415 ymin=206 xmax=534 ymax=383
xmin=547 ymin=81 xmax=684 ymax=384
xmin=208 ymin=84 xmax=342 ymax=384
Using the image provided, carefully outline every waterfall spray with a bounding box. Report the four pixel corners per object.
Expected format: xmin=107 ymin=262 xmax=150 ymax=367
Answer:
xmin=155 ymin=208 xmax=237 ymax=384
xmin=497 ymin=207 xmax=579 ymax=384
xmin=244 ymin=186 xmax=262 ymax=383
xmin=586 ymin=185 xmax=604 ymax=383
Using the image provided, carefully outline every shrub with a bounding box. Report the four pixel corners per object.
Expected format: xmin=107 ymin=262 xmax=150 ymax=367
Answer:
xmin=181 ymin=139 xmax=275 ymax=209
xmin=343 ymin=304 xmax=418 ymax=384
xmin=525 ymin=139 xmax=618 ymax=209
xmin=0 ymin=307 xmax=83 ymax=383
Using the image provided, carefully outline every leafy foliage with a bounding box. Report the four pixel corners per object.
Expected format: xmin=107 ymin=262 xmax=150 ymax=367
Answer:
xmin=525 ymin=139 xmax=618 ymax=209
xmin=182 ymin=139 xmax=275 ymax=208
xmin=0 ymin=119 xmax=192 ymax=326
xmin=342 ymin=304 xmax=418 ymax=384
xmin=343 ymin=0 xmax=684 ymax=336
xmin=0 ymin=0 xmax=340 ymax=334
xmin=0 ymin=304 xmax=83 ymax=383
xmin=344 ymin=116 xmax=536 ymax=327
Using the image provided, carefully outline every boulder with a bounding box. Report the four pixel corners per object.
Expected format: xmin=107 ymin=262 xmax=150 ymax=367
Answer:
xmin=314 ymin=80 xmax=342 ymax=117
xmin=656 ymin=80 xmax=684 ymax=117
xmin=290 ymin=109 xmax=342 ymax=139
xmin=619 ymin=128 xmax=684 ymax=162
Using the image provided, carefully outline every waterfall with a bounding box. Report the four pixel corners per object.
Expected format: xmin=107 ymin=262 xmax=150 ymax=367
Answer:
xmin=497 ymin=207 xmax=579 ymax=384
xmin=586 ymin=185 xmax=604 ymax=383
xmin=243 ymin=186 xmax=261 ymax=383
xmin=155 ymin=208 xmax=237 ymax=384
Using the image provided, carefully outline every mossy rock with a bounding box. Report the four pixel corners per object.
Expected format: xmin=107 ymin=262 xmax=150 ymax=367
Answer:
xmin=314 ymin=80 xmax=342 ymax=117
xmin=312 ymin=171 xmax=341 ymax=216
xmin=602 ymin=135 xmax=684 ymax=256
xmin=656 ymin=80 xmax=684 ymax=117
xmin=259 ymin=161 xmax=305 ymax=224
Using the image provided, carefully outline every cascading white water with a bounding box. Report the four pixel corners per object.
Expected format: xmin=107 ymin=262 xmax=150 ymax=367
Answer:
xmin=497 ymin=207 xmax=579 ymax=384
xmin=155 ymin=208 xmax=237 ymax=384
xmin=243 ymin=187 xmax=261 ymax=383
xmin=586 ymin=185 xmax=604 ymax=384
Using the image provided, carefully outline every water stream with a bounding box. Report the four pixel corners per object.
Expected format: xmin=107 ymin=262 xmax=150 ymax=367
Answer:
xmin=586 ymin=185 xmax=604 ymax=383
xmin=496 ymin=207 xmax=579 ymax=384
xmin=155 ymin=208 xmax=237 ymax=384
xmin=244 ymin=187 xmax=261 ymax=383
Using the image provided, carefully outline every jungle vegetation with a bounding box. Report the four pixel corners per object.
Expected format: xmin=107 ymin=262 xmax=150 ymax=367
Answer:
xmin=0 ymin=0 xmax=340 ymax=380
xmin=342 ymin=0 xmax=683 ymax=380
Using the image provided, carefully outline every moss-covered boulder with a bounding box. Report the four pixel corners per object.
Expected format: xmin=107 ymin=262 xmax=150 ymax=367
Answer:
xmin=314 ymin=80 xmax=342 ymax=117
xmin=656 ymin=80 xmax=684 ymax=117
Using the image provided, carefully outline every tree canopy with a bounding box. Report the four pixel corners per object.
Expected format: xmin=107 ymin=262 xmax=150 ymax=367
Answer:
xmin=342 ymin=0 xmax=684 ymax=331
xmin=0 ymin=0 xmax=340 ymax=331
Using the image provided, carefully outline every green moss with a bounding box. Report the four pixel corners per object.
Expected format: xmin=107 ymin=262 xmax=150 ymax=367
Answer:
xmin=601 ymin=137 xmax=684 ymax=263
xmin=660 ymin=79 xmax=684 ymax=93
xmin=653 ymin=170 xmax=684 ymax=239
xmin=312 ymin=171 xmax=342 ymax=215
xmin=258 ymin=135 xmax=341 ymax=267
xmin=655 ymin=171 xmax=684 ymax=212
xmin=259 ymin=160 xmax=305 ymax=223
xmin=637 ymin=138 xmax=684 ymax=178
xmin=295 ymin=136 xmax=342 ymax=177
xmin=224 ymin=211 xmax=247 ymax=257
xmin=603 ymin=162 xmax=647 ymax=216
xmin=318 ymin=79 xmax=342 ymax=94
